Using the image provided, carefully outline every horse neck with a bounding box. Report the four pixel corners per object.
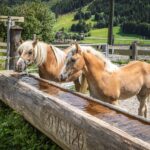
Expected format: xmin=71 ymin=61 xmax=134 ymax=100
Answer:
xmin=47 ymin=46 xmax=58 ymax=64
xmin=39 ymin=46 xmax=65 ymax=80
xmin=82 ymin=52 xmax=105 ymax=75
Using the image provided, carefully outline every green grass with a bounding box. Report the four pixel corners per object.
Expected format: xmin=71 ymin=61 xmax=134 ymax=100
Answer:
xmin=54 ymin=12 xmax=150 ymax=44
xmin=54 ymin=12 xmax=77 ymax=31
xmin=82 ymin=27 xmax=150 ymax=44
xmin=0 ymin=101 xmax=61 ymax=150
xmin=54 ymin=12 xmax=96 ymax=32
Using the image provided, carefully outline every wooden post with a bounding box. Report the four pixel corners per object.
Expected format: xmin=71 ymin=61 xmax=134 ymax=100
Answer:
xmin=9 ymin=26 xmax=22 ymax=70
xmin=33 ymin=34 xmax=36 ymax=40
xmin=130 ymin=41 xmax=138 ymax=60
xmin=107 ymin=0 xmax=115 ymax=45
xmin=101 ymin=44 xmax=109 ymax=57
xmin=0 ymin=16 xmax=24 ymax=70
xmin=5 ymin=16 xmax=11 ymax=70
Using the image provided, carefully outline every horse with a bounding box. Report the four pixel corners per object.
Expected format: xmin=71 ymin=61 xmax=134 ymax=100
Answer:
xmin=60 ymin=43 xmax=150 ymax=118
xmin=15 ymin=40 xmax=87 ymax=92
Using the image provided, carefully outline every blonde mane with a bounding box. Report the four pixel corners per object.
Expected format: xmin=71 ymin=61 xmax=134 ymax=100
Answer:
xmin=51 ymin=45 xmax=66 ymax=66
xmin=18 ymin=40 xmax=65 ymax=66
xmin=70 ymin=45 xmax=118 ymax=72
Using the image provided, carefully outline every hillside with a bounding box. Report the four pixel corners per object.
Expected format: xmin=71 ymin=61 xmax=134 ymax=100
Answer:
xmin=54 ymin=12 xmax=150 ymax=44
xmin=53 ymin=0 xmax=149 ymax=24
xmin=52 ymin=0 xmax=93 ymax=14
xmin=53 ymin=0 xmax=150 ymax=44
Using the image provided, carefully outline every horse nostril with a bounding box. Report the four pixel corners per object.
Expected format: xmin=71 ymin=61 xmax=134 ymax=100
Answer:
xmin=60 ymin=74 xmax=66 ymax=81
xmin=60 ymin=74 xmax=64 ymax=80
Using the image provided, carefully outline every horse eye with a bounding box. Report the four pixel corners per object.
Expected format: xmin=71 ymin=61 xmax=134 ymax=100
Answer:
xmin=28 ymin=51 xmax=32 ymax=55
xmin=18 ymin=51 xmax=22 ymax=55
xmin=71 ymin=58 xmax=76 ymax=63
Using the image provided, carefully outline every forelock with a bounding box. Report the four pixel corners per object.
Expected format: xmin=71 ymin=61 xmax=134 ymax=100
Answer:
xmin=18 ymin=41 xmax=33 ymax=53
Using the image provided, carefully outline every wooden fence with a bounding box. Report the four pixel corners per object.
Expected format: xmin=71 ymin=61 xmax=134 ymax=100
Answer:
xmin=0 ymin=42 xmax=7 ymax=69
xmin=55 ymin=43 xmax=150 ymax=62
xmin=1 ymin=41 xmax=150 ymax=70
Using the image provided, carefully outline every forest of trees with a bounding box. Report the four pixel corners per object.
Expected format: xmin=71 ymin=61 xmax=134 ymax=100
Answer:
xmin=52 ymin=0 xmax=150 ymax=37
xmin=53 ymin=0 xmax=149 ymax=24
xmin=0 ymin=0 xmax=150 ymax=41
xmin=52 ymin=0 xmax=93 ymax=14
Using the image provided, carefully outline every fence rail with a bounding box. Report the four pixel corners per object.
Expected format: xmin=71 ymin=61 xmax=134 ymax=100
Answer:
xmin=0 ymin=49 xmax=7 ymax=53
xmin=0 ymin=42 xmax=7 ymax=47
xmin=0 ymin=42 xmax=7 ymax=69
xmin=1 ymin=42 xmax=150 ymax=69
xmin=54 ymin=43 xmax=150 ymax=51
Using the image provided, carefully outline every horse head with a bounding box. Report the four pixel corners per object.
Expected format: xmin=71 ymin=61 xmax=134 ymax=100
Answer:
xmin=15 ymin=39 xmax=38 ymax=72
xmin=15 ymin=39 xmax=47 ymax=72
xmin=60 ymin=43 xmax=85 ymax=81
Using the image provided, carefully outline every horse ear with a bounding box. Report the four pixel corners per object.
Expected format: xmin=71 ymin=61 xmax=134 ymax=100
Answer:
xmin=15 ymin=39 xmax=24 ymax=48
xmin=32 ymin=39 xmax=38 ymax=47
xmin=75 ymin=43 xmax=81 ymax=54
xmin=70 ymin=40 xmax=75 ymax=46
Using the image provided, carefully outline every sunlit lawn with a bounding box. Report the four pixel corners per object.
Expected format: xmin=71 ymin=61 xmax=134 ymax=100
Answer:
xmin=82 ymin=27 xmax=150 ymax=44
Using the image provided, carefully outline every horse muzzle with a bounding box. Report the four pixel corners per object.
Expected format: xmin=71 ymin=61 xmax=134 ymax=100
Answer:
xmin=15 ymin=58 xmax=27 ymax=72
xmin=60 ymin=73 xmax=68 ymax=82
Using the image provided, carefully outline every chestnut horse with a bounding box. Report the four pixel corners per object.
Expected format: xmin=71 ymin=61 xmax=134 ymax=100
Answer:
xmin=15 ymin=40 xmax=87 ymax=92
xmin=60 ymin=44 xmax=150 ymax=118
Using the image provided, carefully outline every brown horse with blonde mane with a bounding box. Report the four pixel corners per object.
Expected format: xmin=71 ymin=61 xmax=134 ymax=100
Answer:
xmin=60 ymin=44 xmax=150 ymax=118
xmin=15 ymin=40 xmax=87 ymax=92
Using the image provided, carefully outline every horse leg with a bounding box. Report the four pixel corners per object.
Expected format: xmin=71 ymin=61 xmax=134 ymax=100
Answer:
xmin=144 ymin=102 xmax=148 ymax=118
xmin=73 ymin=78 xmax=81 ymax=92
xmin=144 ymin=96 xmax=149 ymax=118
xmin=111 ymin=100 xmax=119 ymax=105
xmin=137 ymin=94 xmax=148 ymax=118
xmin=79 ymin=74 xmax=88 ymax=94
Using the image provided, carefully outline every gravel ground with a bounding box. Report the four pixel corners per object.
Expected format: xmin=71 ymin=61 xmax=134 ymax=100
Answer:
xmin=119 ymin=96 xmax=150 ymax=119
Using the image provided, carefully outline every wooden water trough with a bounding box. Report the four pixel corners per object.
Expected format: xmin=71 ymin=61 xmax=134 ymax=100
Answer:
xmin=0 ymin=70 xmax=150 ymax=150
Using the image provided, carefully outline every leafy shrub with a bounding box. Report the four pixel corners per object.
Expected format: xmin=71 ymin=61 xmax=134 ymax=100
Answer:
xmin=74 ymin=10 xmax=91 ymax=20
xmin=12 ymin=1 xmax=55 ymax=42
xmin=94 ymin=19 xmax=107 ymax=28
xmin=94 ymin=12 xmax=104 ymax=21
xmin=84 ymin=11 xmax=92 ymax=20
xmin=71 ymin=20 xmax=91 ymax=33
xmin=74 ymin=10 xmax=85 ymax=20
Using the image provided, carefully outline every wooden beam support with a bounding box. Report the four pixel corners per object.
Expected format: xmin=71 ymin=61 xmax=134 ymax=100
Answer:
xmin=0 ymin=16 xmax=24 ymax=22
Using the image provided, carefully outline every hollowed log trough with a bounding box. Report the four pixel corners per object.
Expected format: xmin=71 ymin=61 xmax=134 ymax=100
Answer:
xmin=0 ymin=70 xmax=150 ymax=150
